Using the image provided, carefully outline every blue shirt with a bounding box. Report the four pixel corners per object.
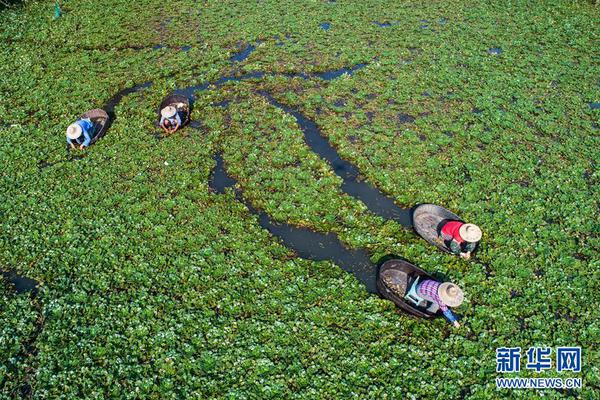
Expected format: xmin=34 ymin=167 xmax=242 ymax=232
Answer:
xmin=66 ymin=118 xmax=94 ymax=147
xmin=159 ymin=112 xmax=182 ymax=128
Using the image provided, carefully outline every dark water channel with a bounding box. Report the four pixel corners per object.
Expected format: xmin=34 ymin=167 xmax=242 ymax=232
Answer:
xmin=40 ymin=59 xmax=415 ymax=292
xmin=173 ymin=63 xmax=368 ymax=101
xmin=210 ymin=153 xmax=379 ymax=293
xmin=103 ymin=81 xmax=153 ymax=118
xmin=260 ymin=93 xmax=412 ymax=227
xmin=230 ymin=43 xmax=257 ymax=62
xmin=1 ymin=269 xmax=39 ymax=294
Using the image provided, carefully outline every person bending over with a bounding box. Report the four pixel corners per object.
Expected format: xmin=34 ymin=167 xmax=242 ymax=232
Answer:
xmin=66 ymin=118 xmax=94 ymax=150
xmin=417 ymin=279 xmax=464 ymax=328
xmin=160 ymin=105 xmax=181 ymax=134
xmin=440 ymin=221 xmax=482 ymax=259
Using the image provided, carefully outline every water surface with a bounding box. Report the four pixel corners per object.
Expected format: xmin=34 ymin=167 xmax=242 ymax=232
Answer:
xmin=209 ymin=153 xmax=379 ymax=292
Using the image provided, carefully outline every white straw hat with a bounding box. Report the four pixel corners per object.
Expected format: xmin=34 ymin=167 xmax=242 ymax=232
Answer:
xmin=66 ymin=123 xmax=82 ymax=139
xmin=459 ymin=223 xmax=482 ymax=242
xmin=438 ymin=282 xmax=464 ymax=307
xmin=161 ymin=106 xmax=177 ymax=118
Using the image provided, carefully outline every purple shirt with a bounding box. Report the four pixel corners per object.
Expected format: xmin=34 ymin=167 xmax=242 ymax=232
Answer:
xmin=417 ymin=279 xmax=458 ymax=323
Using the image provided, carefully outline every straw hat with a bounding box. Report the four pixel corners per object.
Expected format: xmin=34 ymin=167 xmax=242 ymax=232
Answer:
xmin=459 ymin=223 xmax=482 ymax=242
xmin=438 ymin=282 xmax=464 ymax=307
xmin=66 ymin=123 xmax=82 ymax=140
xmin=161 ymin=106 xmax=177 ymax=118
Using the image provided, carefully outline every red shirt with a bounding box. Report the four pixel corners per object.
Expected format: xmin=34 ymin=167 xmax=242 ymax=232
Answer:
xmin=441 ymin=221 xmax=464 ymax=243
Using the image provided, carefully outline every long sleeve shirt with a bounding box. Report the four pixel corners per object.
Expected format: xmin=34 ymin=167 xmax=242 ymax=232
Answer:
xmin=417 ymin=279 xmax=458 ymax=323
xmin=66 ymin=118 xmax=94 ymax=147
xmin=160 ymin=112 xmax=182 ymax=128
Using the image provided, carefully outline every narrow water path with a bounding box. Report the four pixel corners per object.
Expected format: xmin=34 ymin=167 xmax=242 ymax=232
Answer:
xmin=103 ymin=81 xmax=153 ymax=119
xmin=230 ymin=42 xmax=260 ymax=62
xmin=173 ymin=63 xmax=367 ymax=101
xmin=1 ymin=268 xmax=44 ymax=396
xmin=210 ymin=153 xmax=379 ymax=293
xmin=1 ymin=269 xmax=39 ymax=294
xmin=45 ymin=59 xmax=410 ymax=291
xmin=260 ymin=92 xmax=413 ymax=227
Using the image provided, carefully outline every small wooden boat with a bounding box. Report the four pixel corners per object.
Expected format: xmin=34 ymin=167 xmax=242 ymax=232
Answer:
xmin=157 ymin=94 xmax=191 ymax=127
xmin=412 ymin=203 xmax=465 ymax=254
xmin=80 ymin=108 xmax=110 ymax=145
xmin=377 ymin=258 xmax=440 ymax=319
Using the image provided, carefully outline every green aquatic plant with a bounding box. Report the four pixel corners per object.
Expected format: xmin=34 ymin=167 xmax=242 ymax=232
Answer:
xmin=0 ymin=0 xmax=599 ymax=398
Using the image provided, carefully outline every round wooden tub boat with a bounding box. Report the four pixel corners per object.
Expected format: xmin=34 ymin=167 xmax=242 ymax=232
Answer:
xmin=377 ymin=258 xmax=440 ymax=319
xmin=157 ymin=94 xmax=191 ymax=127
xmin=80 ymin=108 xmax=110 ymax=145
xmin=412 ymin=203 xmax=467 ymax=254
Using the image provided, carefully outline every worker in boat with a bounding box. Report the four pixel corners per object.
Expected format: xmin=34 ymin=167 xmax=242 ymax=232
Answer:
xmin=417 ymin=279 xmax=464 ymax=328
xmin=159 ymin=105 xmax=181 ymax=134
xmin=439 ymin=221 xmax=482 ymax=260
xmin=66 ymin=118 xmax=95 ymax=150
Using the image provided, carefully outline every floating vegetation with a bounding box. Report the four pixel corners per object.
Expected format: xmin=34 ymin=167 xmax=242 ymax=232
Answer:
xmin=1 ymin=0 xmax=598 ymax=398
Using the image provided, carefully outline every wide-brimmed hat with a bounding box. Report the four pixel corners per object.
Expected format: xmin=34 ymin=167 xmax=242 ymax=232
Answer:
xmin=161 ymin=106 xmax=177 ymax=118
xmin=459 ymin=223 xmax=482 ymax=242
xmin=66 ymin=123 xmax=82 ymax=139
xmin=438 ymin=282 xmax=464 ymax=307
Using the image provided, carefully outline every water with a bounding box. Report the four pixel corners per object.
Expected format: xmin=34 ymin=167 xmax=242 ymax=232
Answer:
xmin=261 ymin=93 xmax=412 ymax=226
xmin=213 ymin=100 xmax=230 ymax=107
xmin=589 ymin=102 xmax=600 ymax=110
xmin=320 ymin=22 xmax=331 ymax=31
xmin=373 ymin=21 xmax=395 ymax=27
xmin=174 ymin=71 xmax=266 ymax=100
xmin=398 ymin=113 xmax=416 ymax=123
xmin=230 ymin=43 xmax=256 ymax=62
xmin=209 ymin=153 xmax=379 ymax=292
xmin=181 ymin=45 xmax=192 ymax=52
xmin=103 ymin=81 xmax=153 ymax=117
xmin=174 ymin=63 xmax=367 ymax=101
xmin=209 ymin=153 xmax=236 ymax=193
xmin=1 ymin=269 xmax=39 ymax=294
xmin=316 ymin=63 xmax=366 ymax=80
xmin=488 ymin=47 xmax=503 ymax=55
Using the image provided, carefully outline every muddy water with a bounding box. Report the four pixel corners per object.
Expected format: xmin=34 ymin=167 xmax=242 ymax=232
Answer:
xmin=209 ymin=153 xmax=379 ymax=293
